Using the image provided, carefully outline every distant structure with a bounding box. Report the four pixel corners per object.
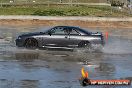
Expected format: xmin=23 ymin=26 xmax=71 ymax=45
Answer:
xmin=127 ymin=0 xmax=132 ymax=3
xmin=108 ymin=0 xmax=130 ymax=5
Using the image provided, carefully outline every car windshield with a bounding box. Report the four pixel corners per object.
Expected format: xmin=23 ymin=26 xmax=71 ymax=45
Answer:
xmin=43 ymin=29 xmax=50 ymax=33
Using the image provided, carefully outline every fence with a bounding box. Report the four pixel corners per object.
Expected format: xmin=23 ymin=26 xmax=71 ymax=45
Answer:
xmin=0 ymin=0 xmax=111 ymax=7
xmin=0 ymin=0 xmax=108 ymax=3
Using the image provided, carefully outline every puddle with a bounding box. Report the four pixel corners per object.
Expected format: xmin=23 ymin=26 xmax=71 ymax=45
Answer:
xmin=0 ymin=26 xmax=132 ymax=88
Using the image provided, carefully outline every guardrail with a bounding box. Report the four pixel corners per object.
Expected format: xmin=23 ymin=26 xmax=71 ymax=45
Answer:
xmin=0 ymin=16 xmax=132 ymax=21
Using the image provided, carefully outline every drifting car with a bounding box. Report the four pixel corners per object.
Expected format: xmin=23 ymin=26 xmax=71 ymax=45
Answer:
xmin=16 ymin=26 xmax=104 ymax=49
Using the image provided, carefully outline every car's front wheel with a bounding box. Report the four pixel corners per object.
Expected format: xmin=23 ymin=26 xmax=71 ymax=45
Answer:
xmin=24 ymin=38 xmax=38 ymax=49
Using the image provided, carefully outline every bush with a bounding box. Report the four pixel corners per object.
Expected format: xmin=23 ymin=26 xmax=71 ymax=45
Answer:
xmin=110 ymin=0 xmax=124 ymax=7
xmin=32 ymin=9 xmax=88 ymax=16
xmin=32 ymin=10 xmax=65 ymax=16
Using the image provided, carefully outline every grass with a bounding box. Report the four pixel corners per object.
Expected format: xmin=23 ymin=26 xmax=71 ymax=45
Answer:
xmin=0 ymin=5 xmax=131 ymax=17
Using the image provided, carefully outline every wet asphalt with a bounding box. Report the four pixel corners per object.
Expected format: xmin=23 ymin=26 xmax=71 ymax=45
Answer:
xmin=0 ymin=26 xmax=132 ymax=88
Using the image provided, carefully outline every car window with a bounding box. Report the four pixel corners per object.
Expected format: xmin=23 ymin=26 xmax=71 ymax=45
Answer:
xmin=50 ymin=27 xmax=65 ymax=35
xmin=70 ymin=28 xmax=80 ymax=35
xmin=63 ymin=28 xmax=70 ymax=35
xmin=63 ymin=28 xmax=80 ymax=35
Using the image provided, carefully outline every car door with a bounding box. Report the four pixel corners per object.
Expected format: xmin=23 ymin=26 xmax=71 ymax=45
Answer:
xmin=67 ymin=28 xmax=82 ymax=47
xmin=42 ymin=27 xmax=70 ymax=47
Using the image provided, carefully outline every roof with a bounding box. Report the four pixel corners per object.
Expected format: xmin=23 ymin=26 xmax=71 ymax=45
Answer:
xmin=54 ymin=26 xmax=80 ymax=29
xmin=54 ymin=26 xmax=90 ymax=35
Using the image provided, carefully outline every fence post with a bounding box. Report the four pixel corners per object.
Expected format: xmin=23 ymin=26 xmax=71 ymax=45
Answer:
xmin=70 ymin=0 xmax=73 ymax=6
xmin=47 ymin=1 xmax=50 ymax=7
xmin=130 ymin=4 xmax=132 ymax=14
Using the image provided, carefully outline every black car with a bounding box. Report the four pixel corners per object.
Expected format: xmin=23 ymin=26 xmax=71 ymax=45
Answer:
xmin=16 ymin=26 xmax=104 ymax=49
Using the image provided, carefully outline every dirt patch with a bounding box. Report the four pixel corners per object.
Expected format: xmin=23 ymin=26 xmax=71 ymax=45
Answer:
xmin=0 ymin=19 xmax=132 ymax=29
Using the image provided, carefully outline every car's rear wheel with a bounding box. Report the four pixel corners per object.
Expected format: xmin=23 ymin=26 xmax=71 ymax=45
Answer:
xmin=78 ymin=41 xmax=91 ymax=48
xmin=73 ymin=41 xmax=91 ymax=52
xmin=24 ymin=38 xmax=38 ymax=49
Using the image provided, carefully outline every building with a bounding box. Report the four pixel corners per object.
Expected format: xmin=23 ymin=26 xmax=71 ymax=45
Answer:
xmin=109 ymin=0 xmax=130 ymax=5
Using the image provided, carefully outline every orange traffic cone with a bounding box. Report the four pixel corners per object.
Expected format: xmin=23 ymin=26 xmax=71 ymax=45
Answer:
xmin=105 ymin=32 xmax=108 ymax=41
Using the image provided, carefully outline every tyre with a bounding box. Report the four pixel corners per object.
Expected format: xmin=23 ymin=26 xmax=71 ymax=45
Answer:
xmin=24 ymin=38 xmax=38 ymax=49
xmin=78 ymin=41 xmax=91 ymax=48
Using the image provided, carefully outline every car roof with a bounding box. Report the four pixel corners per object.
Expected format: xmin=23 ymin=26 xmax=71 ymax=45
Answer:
xmin=54 ymin=26 xmax=80 ymax=29
xmin=54 ymin=26 xmax=90 ymax=35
